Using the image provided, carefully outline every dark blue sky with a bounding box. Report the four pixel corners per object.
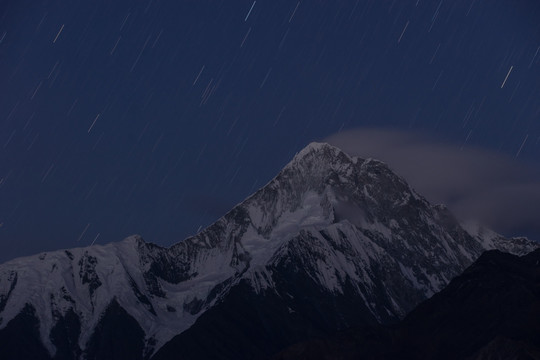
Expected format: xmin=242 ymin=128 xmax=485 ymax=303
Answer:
xmin=1 ymin=0 xmax=539 ymax=263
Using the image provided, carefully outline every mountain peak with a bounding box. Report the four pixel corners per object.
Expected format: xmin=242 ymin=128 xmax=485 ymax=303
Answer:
xmin=282 ymin=142 xmax=360 ymax=178
xmin=291 ymin=142 xmax=351 ymax=162
xmin=287 ymin=142 xmax=392 ymax=175
xmin=121 ymin=234 xmax=145 ymax=245
xmin=297 ymin=141 xmax=337 ymax=155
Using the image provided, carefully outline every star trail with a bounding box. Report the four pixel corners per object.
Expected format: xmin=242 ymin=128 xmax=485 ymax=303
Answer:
xmin=0 ymin=0 xmax=539 ymax=262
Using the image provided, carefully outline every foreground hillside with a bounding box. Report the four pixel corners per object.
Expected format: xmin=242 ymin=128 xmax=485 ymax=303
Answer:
xmin=276 ymin=248 xmax=540 ymax=360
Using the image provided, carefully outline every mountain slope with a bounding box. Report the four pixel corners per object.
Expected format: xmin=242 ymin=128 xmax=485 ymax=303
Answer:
xmin=0 ymin=142 xmax=537 ymax=359
xmin=275 ymin=248 xmax=540 ymax=360
xmin=397 ymin=248 xmax=540 ymax=359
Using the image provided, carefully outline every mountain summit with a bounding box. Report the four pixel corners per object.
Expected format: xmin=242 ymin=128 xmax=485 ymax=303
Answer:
xmin=0 ymin=142 xmax=537 ymax=360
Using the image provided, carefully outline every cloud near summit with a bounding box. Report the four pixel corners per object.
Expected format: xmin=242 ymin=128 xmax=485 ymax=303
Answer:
xmin=324 ymin=128 xmax=540 ymax=240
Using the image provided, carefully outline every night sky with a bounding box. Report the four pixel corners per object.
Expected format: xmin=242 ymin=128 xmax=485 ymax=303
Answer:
xmin=1 ymin=0 xmax=539 ymax=263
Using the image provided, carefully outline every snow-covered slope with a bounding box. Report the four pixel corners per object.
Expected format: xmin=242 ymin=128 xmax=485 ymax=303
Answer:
xmin=0 ymin=142 xmax=537 ymax=359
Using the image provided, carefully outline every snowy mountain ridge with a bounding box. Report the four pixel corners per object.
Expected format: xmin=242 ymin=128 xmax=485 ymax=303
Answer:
xmin=0 ymin=142 xmax=538 ymax=359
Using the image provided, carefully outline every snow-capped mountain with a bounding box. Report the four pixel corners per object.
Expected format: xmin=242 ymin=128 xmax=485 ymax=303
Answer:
xmin=0 ymin=142 xmax=537 ymax=360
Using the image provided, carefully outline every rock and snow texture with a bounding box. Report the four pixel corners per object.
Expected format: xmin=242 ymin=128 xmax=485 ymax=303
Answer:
xmin=0 ymin=142 xmax=538 ymax=359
